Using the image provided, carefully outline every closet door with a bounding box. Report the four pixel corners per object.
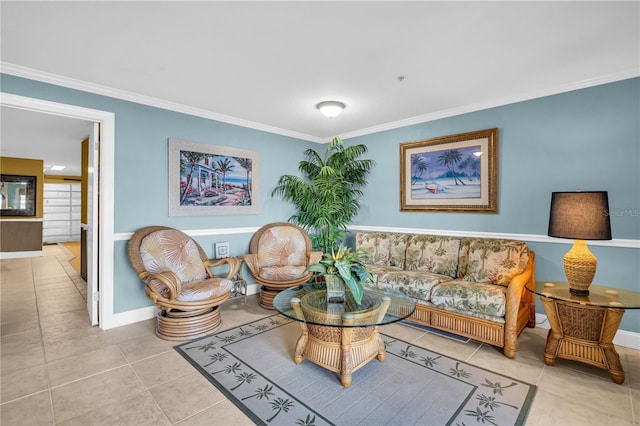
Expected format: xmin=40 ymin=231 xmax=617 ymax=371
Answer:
xmin=42 ymin=183 xmax=81 ymax=243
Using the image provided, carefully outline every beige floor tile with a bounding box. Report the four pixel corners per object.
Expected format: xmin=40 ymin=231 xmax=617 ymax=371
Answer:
xmin=46 ymin=344 xmax=128 ymax=387
xmin=56 ymin=391 xmax=170 ymax=426
xmin=1 ymin=364 xmax=49 ymax=403
xmin=537 ymin=362 xmax=632 ymax=414
xmin=131 ymin=350 xmax=196 ymax=387
xmin=527 ymin=388 xmax=633 ymax=426
xmin=118 ymin=333 xmax=176 ymax=363
xmin=631 ymin=387 xmax=640 ymax=424
xmin=106 ymin=317 xmax=156 ymax=344
xmin=39 ymin=309 xmax=91 ymax=331
xmin=150 ymin=371 xmax=226 ymax=424
xmin=0 ymin=329 xmax=46 ymax=374
xmin=177 ymin=399 xmax=254 ymax=426
xmin=0 ymin=390 xmax=54 ymax=426
xmin=50 ymin=365 xmax=146 ymax=424
xmin=0 ymin=319 xmax=40 ymax=337
xmin=43 ymin=329 xmax=115 ymax=362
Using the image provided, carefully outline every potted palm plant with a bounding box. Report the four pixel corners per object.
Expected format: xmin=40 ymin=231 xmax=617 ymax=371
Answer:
xmin=271 ymin=136 xmax=375 ymax=253
xmin=306 ymin=245 xmax=373 ymax=305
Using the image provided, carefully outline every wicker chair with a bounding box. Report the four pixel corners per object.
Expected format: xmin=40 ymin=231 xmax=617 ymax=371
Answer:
xmin=244 ymin=222 xmax=323 ymax=309
xmin=128 ymin=226 xmax=237 ymax=341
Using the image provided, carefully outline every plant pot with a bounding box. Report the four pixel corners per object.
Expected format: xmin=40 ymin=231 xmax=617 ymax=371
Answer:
xmin=324 ymin=274 xmax=346 ymax=303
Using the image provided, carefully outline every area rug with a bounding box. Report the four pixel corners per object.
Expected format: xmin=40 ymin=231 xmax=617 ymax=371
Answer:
xmin=175 ymin=315 xmax=536 ymax=426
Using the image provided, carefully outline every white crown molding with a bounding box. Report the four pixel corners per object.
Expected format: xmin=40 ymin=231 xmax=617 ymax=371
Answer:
xmin=339 ymin=68 xmax=640 ymax=141
xmin=0 ymin=62 xmax=323 ymax=144
xmin=3 ymin=62 xmax=637 ymax=145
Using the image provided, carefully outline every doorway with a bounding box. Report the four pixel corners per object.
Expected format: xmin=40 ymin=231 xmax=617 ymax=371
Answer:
xmin=0 ymin=93 xmax=115 ymax=328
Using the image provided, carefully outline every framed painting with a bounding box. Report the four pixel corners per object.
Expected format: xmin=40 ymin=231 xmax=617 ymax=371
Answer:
xmin=400 ymin=128 xmax=498 ymax=213
xmin=168 ymin=138 xmax=259 ymax=216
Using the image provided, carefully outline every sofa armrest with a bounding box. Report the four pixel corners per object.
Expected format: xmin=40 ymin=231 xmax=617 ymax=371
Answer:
xmin=503 ymin=251 xmax=535 ymax=358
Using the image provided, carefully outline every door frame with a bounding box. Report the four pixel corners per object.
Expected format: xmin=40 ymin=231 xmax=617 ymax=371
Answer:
xmin=1 ymin=93 xmax=115 ymax=329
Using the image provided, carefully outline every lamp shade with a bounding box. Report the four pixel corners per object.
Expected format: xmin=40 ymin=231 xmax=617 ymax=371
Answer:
xmin=548 ymin=191 xmax=611 ymax=240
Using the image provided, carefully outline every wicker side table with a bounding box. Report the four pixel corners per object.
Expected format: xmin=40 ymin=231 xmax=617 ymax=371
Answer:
xmin=534 ymin=281 xmax=640 ymax=385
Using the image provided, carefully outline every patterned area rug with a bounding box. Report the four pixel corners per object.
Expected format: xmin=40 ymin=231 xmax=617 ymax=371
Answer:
xmin=175 ymin=315 xmax=536 ymax=426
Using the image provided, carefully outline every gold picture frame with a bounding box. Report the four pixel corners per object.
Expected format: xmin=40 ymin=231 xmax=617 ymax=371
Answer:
xmin=400 ymin=128 xmax=498 ymax=213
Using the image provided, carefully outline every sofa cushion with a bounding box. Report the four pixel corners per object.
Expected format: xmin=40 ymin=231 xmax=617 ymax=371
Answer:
xmin=356 ymin=232 xmax=391 ymax=266
xmin=430 ymin=279 xmax=507 ymax=321
xmin=375 ymin=269 xmax=452 ymax=302
xmin=405 ymin=235 xmax=461 ymax=277
xmin=356 ymin=232 xmax=410 ymax=267
xmin=457 ymin=238 xmax=529 ymax=285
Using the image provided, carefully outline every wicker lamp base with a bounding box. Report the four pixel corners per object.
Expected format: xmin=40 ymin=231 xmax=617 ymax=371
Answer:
xmin=563 ymin=239 xmax=597 ymax=295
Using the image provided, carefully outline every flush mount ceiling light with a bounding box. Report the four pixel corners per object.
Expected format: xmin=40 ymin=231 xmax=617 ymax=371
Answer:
xmin=50 ymin=165 xmax=66 ymax=171
xmin=316 ymin=101 xmax=345 ymax=118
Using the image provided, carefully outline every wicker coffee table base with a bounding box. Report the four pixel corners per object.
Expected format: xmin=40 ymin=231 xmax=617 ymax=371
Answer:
xmin=290 ymin=296 xmax=391 ymax=388
xmin=540 ymin=296 xmax=625 ymax=384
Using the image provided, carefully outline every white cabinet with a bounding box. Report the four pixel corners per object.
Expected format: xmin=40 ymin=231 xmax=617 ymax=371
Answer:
xmin=43 ymin=183 xmax=81 ymax=243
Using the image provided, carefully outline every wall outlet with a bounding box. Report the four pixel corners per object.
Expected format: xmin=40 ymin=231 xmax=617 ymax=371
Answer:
xmin=215 ymin=242 xmax=230 ymax=258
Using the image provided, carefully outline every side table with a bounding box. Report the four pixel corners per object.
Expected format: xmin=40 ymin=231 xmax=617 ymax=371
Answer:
xmin=533 ymin=281 xmax=640 ymax=384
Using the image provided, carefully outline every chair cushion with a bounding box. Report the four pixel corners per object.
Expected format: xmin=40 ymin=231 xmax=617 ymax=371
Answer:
xmin=178 ymin=278 xmax=233 ymax=302
xmin=140 ymin=229 xmax=208 ymax=282
xmin=257 ymin=226 xmax=307 ymax=267
xmin=148 ymin=277 xmax=233 ymax=302
xmin=259 ymin=265 xmax=308 ymax=281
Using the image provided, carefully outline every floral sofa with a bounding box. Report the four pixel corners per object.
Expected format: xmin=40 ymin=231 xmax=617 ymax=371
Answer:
xmin=355 ymin=232 xmax=536 ymax=358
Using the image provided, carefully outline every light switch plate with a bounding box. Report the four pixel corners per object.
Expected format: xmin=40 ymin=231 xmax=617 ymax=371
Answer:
xmin=215 ymin=242 xmax=230 ymax=259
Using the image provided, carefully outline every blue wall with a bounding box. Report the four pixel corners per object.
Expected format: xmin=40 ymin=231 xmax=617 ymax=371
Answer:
xmin=350 ymin=78 xmax=640 ymax=331
xmin=2 ymin=74 xmax=638 ymax=331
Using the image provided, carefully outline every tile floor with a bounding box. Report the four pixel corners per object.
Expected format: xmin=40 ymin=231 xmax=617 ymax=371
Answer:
xmin=1 ymin=244 xmax=638 ymax=425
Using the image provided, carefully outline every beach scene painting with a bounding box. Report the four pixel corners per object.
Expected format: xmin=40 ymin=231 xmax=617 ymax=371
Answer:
xmin=410 ymin=145 xmax=482 ymax=199
xmin=168 ymin=139 xmax=259 ymax=216
xmin=400 ymin=128 xmax=498 ymax=213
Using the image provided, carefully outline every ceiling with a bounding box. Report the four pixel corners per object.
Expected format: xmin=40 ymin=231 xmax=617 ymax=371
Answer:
xmin=1 ymin=1 xmax=638 ymax=176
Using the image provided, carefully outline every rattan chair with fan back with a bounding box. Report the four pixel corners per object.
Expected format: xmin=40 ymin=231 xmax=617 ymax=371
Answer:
xmin=128 ymin=226 xmax=238 ymax=341
xmin=244 ymin=222 xmax=323 ymax=309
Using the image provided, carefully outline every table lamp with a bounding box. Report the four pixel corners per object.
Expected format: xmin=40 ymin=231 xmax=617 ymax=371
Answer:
xmin=547 ymin=191 xmax=611 ymax=295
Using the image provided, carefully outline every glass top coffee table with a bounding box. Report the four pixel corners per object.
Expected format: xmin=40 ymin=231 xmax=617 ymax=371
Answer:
xmin=273 ymin=283 xmax=416 ymax=387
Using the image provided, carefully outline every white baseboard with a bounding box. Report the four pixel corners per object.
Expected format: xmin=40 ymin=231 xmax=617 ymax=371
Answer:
xmin=0 ymin=250 xmax=43 ymax=259
xmin=100 ymin=284 xmax=262 ymax=330
xmin=535 ymin=313 xmax=639 ymax=350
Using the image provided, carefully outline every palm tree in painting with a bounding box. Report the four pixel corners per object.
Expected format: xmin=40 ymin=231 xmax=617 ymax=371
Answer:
xmin=235 ymin=157 xmax=252 ymax=202
xmin=180 ymin=151 xmax=206 ymax=203
xmin=411 ymin=155 xmax=429 ymax=186
xmin=460 ymin=155 xmax=480 ymax=182
xmin=438 ymin=149 xmax=466 ymax=185
xmin=216 ymin=158 xmax=235 ymax=192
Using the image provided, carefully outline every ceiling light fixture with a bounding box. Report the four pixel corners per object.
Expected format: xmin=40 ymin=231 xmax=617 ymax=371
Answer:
xmin=317 ymin=101 xmax=345 ymax=119
xmin=50 ymin=165 xmax=66 ymax=171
